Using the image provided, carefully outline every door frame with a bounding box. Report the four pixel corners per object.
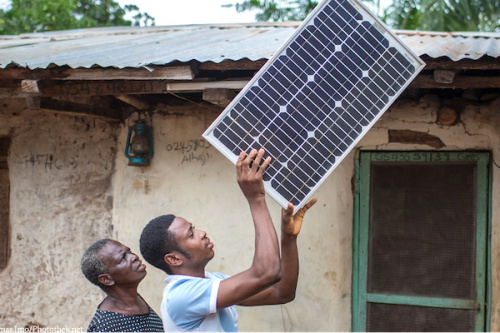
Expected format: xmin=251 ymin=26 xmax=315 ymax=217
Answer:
xmin=352 ymin=151 xmax=491 ymax=331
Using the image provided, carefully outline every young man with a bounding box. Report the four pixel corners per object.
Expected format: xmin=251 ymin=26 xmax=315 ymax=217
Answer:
xmin=139 ymin=148 xmax=317 ymax=331
xmin=81 ymin=239 xmax=164 ymax=332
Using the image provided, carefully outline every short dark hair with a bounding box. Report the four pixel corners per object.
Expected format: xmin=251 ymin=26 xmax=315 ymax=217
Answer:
xmin=81 ymin=238 xmax=111 ymax=291
xmin=140 ymin=214 xmax=190 ymax=275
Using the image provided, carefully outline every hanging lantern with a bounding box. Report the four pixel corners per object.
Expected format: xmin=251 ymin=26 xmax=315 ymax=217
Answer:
xmin=124 ymin=119 xmax=153 ymax=166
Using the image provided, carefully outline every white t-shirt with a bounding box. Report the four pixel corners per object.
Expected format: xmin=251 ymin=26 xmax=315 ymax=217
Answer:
xmin=161 ymin=271 xmax=239 ymax=332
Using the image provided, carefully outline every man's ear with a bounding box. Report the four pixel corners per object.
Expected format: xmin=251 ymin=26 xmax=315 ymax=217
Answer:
xmin=98 ymin=273 xmax=115 ymax=287
xmin=164 ymin=253 xmax=182 ymax=267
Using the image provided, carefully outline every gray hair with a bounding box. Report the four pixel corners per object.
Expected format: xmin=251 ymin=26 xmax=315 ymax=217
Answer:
xmin=81 ymin=238 xmax=111 ymax=291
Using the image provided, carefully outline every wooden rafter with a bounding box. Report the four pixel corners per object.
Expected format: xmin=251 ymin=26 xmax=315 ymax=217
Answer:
xmin=0 ymin=65 xmax=197 ymax=81
xmin=409 ymin=74 xmax=500 ymax=89
xmin=115 ymin=95 xmax=150 ymax=110
xmin=199 ymin=59 xmax=267 ymax=71
xmin=34 ymin=97 xmax=123 ymax=121
xmin=0 ymin=80 xmax=168 ymax=98
xmin=420 ymin=56 xmax=500 ymax=70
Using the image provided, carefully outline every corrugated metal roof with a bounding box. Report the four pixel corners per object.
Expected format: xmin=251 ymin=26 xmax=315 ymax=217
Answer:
xmin=0 ymin=23 xmax=499 ymax=69
xmin=396 ymin=30 xmax=500 ymax=61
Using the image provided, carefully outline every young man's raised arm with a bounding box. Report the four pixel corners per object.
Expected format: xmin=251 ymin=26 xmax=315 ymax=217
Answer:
xmin=216 ymin=148 xmax=282 ymax=309
xmin=238 ymin=198 xmax=317 ymax=306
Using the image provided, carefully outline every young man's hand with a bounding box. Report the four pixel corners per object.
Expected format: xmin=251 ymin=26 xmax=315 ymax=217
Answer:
xmin=281 ymin=198 xmax=318 ymax=237
xmin=236 ymin=148 xmax=271 ymax=202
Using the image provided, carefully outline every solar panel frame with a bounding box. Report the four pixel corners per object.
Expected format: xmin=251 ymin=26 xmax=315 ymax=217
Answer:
xmin=203 ymin=0 xmax=426 ymax=213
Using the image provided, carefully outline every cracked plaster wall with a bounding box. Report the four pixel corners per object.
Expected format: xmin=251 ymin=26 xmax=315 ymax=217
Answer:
xmin=1 ymin=92 xmax=500 ymax=331
xmin=111 ymin=94 xmax=500 ymax=331
xmin=0 ymin=99 xmax=118 ymax=329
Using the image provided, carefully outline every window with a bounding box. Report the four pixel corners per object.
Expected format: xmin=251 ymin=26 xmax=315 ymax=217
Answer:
xmin=353 ymin=151 xmax=491 ymax=331
xmin=0 ymin=137 xmax=10 ymax=269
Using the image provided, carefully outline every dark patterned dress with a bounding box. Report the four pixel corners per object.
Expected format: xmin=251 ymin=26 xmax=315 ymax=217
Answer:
xmin=87 ymin=302 xmax=163 ymax=332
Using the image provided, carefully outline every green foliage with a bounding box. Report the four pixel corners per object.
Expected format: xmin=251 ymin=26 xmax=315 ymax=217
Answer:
xmin=225 ymin=0 xmax=319 ymax=22
xmin=382 ymin=0 xmax=421 ymax=30
xmin=0 ymin=0 xmax=155 ymax=35
xmin=384 ymin=0 xmax=500 ymax=31
xmin=229 ymin=0 xmax=500 ymax=32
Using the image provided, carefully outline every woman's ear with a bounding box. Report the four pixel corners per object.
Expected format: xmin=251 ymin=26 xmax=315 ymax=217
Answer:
xmin=98 ymin=273 xmax=115 ymax=287
xmin=164 ymin=253 xmax=182 ymax=267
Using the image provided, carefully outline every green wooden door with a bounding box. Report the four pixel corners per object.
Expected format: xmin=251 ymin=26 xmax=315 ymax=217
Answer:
xmin=353 ymin=151 xmax=490 ymax=331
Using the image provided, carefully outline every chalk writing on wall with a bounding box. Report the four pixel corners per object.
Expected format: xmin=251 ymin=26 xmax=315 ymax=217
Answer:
xmin=181 ymin=151 xmax=212 ymax=166
xmin=166 ymin=139 xmax=213 ymax=166
xmin=18 ymin=153 xmax=77 ymax=172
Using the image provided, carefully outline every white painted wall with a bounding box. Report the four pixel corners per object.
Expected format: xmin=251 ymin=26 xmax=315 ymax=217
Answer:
xmin=1 ymin=94 xmax=500 ymax=331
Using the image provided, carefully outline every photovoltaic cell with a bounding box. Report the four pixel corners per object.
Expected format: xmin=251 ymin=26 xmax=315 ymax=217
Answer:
xmin=203 ymin=0 xmax=425 ymax=212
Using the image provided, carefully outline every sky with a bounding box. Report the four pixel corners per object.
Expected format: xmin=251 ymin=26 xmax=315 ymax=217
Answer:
xmin=0 ymin=0 xmax=386 ymax=27
xmin=0 ymin=0 xmax=258 ymax=26
xmin=116 ymin=0 xmax=388 ymax=26
xmin=116 ymin=0 xmax=258 ymax=26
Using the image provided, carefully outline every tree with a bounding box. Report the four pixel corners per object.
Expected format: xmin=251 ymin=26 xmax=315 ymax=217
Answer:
xmin=227 ymin=0 xmax=500 ymax=32
xmin=223 ymin=0 xmax=382 ymax=22
xmin=383 ymin=0 xmax=500 ymax=31
xmin=225 ymin=0 xmax=318 ymax=22
xmin=0 ymin=0 xmax=154 ymax=35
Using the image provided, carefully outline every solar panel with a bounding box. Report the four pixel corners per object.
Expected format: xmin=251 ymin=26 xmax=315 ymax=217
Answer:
xmin=203 ymin=0 xmax=425 ymax=213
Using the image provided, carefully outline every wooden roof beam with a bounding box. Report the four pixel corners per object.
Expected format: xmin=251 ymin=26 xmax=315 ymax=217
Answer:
xmin=115 ymin=95 xmax=150 ymax=110
xmin=199 ymin=59 xmax=267 ymax=71
xmin=34 ymin=97 xmax=122 ymax=121
xmin=0 ymin=64 xmax=198 ymax=81
xmin=409 ymin=74 xmax=500 ymax=89
xmin=421 ymin=56 xmax=500 ymax=70
xmin=202 ymin=88 xmax=237 ymax=107
xmin=0 ymin=80 xmax=169 ymax=98
xmin=433 ymin=70 xmax=457 ymax=84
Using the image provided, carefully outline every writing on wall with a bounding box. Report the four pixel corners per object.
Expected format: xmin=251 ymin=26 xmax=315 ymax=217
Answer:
xmin=373 ymin=152 xmax=479 ymax=162
xmin=166 ymin=139 xmax=213 ymax=166
xmin=18 ymin=153 xmax=77 ymax=172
